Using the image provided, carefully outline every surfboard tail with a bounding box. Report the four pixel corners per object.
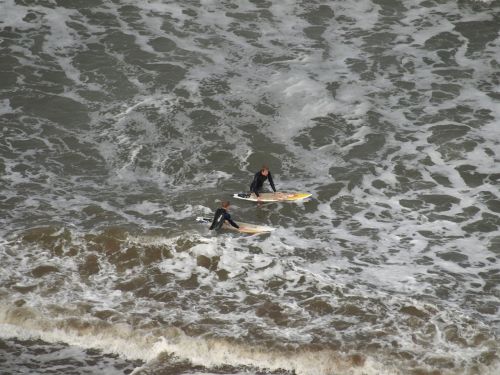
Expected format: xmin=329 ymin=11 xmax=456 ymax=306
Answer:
xmin=195 ymin=217 xmax=211 ymax=224
xmin=236 ymin=193 xmax=251 ymax=198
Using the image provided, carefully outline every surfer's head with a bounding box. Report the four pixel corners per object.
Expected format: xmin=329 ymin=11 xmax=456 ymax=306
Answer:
xmin=222 ymin=201 xmax=230 ymax=209
xmin=261 ymin=165 xmax=269 ymax=176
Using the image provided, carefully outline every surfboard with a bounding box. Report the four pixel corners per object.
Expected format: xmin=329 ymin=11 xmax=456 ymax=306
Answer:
xmin=196 ymin=217 xmax=275 ymax=234
xmin=233 ymin=191 xmax=312 ymax=202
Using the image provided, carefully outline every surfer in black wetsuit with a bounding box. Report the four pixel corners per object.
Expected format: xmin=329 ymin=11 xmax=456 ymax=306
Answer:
xmin=250 ymin=165 xmax=276 ymax=200
xmin=209 ymin=201 xmax=240 ymax=230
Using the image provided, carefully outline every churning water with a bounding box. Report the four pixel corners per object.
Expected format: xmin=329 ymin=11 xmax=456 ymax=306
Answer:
xmin=1 ymin=0 xmax=499 ymax=374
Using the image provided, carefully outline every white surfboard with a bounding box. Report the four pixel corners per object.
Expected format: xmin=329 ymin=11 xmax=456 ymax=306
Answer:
xmin=233 ymin=191 xmax=312 ymax=202
xmin=196 ymin=217 xmax=275 ymax=234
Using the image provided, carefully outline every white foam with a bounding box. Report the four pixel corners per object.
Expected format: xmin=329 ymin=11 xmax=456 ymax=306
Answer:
xmin=0 ymin=99 xmax=14 ymax=115
xmin=2 ymin=0 xmax=500 ymax=374
xmin=0 ymin=304 xmax=396 ymax=375
xmin=0 ymin=318 xmax=158 ymax=361
xmin=1 ymin=0 xmax=34 ymax=30
xmin=4 ymin=304 xmax=497 ymax=375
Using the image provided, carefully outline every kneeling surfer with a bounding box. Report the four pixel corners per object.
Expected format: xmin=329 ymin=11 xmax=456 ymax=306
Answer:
xmin=210 ymin=201 xmax=240 ymax=230
xmin=250 ymin=165 xmax=277 ymax=201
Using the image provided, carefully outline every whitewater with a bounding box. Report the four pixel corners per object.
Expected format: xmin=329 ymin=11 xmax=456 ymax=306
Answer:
xmin=0 ymin=0 xmax=499 ymax=374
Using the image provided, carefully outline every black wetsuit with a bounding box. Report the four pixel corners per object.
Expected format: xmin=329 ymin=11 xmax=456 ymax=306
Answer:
xmin=250 ymin=171 xmax=276 ymax=197
xmin=209 ymin=208 xmax=239 ymax=230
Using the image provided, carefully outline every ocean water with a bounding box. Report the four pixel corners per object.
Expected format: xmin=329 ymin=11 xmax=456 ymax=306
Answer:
xmin=1 ymin=0 xmax=499 ymax=374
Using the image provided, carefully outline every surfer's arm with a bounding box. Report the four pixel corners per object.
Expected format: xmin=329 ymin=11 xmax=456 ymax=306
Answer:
xmin=224 ymin=213 xmax=239 ymax=229
xmin=268 ymin=172 xmax=276 ymax=192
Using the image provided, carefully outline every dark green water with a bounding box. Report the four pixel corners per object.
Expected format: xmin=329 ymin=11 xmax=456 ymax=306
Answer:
xmin=1 ymin=0 xmax=499 ymax=374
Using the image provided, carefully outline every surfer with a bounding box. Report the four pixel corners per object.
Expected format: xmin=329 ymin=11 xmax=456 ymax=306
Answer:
xmin=250 ymin=165 xmax=276 ymax=201
xmin=209 ymin=201 xmax=240 ymax=230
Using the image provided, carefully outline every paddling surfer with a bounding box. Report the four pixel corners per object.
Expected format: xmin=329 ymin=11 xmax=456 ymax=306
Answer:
xmin=209 ymin=201 xmax=240 ymax=230
xmin=250 ymin=165 xmax=277 ymax=201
